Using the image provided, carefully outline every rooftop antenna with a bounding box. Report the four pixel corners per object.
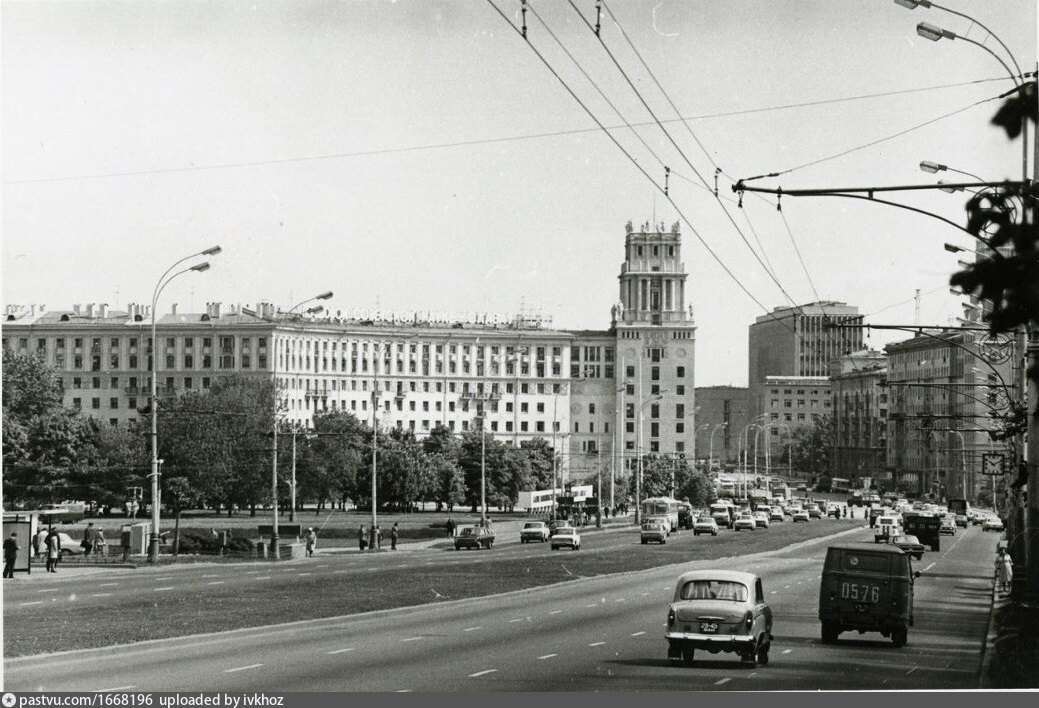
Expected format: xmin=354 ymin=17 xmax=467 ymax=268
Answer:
xmin=914 ymin=288 xmax=921 ymax=326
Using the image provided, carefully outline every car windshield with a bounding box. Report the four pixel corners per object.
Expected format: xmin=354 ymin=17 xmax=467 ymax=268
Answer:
xmin=523 ymin=523 xmax=543 ymax=529
xmin=697 ymin=516 xmax=713 ymax=523
xmin=459 ymin=527 xmax=476 ymax=537
xmin=680 ymin=580 xmax=749 ymax=602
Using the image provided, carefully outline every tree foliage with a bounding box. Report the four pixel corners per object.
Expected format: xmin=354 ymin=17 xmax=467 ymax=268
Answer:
xmin=790 ymin=415 xmax=833 ymax=478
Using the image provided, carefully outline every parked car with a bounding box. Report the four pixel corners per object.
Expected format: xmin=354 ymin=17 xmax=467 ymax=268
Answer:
xmin=453 ymin=525 xmax=495 ymax=550
xmin=792 ymin=510 xmax=810 ymax=523
xmin=519 ymin=521 xmax=550 ymax=543
xmin=733 ymin=513 xmax=757 ymax=531
xmin=939 ymin=516 xmax=956 ymax=536
xmin=753 ymin=511 xmax=771 ymax=529
xmin=641 ymin=518 xmax=668 ymax=544
xmin=890 ymin=534 xmax=925 ymax=561
xmin=693 ymin=515 xmax=719 ymax=537
xmin=34 ymin=531 xmax=85 ymax=557
xmin=819 ymin=543 xmax=919 ymax=647
xmin=550 ymin=526 xmax=581 ymax=551
xmin=983 ymin=516 xmax=1005 ymax=532
xmin=666 ymin=570 xmax=774 ymax=667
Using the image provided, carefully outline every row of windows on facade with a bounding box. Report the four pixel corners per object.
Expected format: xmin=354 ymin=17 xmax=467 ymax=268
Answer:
xmin=286 ymin=354 xmax=571 ymax=378
xmin=9 ymin=336 xmax=268 ymax=372
xmin=769 ymin=398 xmax=831 ymax=409
xmin=280 ymin=340 xmax=571 ymax=361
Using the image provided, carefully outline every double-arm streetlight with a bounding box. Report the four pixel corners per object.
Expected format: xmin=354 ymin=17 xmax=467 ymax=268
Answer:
xmin=635 ymin=390 xmax=666 ymax=522
xmin=708 ymin=422 xmax=728 ymax=475
xmin=148 ymin=245 xmax=221 ymax=563
xmin=269 ymin=291 xmax=332 ymax=559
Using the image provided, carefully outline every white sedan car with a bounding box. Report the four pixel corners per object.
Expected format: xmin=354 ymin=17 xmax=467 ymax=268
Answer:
xmin=550 ymin=526 xmax=581 ymax=550
xmin=792 ymin=509 xmax=810 ymax=523
xmin=982 ymin=516 xmax=1005 ymax=533
xmin=693 ymin=516 xmax=719 ymax=536
xmin=733 ymin=513 xmax=757 ymax=531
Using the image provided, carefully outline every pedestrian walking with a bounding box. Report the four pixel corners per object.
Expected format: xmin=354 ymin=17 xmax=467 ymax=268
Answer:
xmin=995 ymin=547 xmax=1013 ymax=592
xmin=357 ymin=524 xmax=367 ymax=552
xmin=445 ymin=517 xmax=456 ymax=538
xmin=94 ymin=528 xmax=107 ymax=557
xmin=390 ymin=522 xmax=399 ymax=551
xmin=45 ymin=527 xmax=61 ymax=573
xmin=375 ymin=525 xmax=383 ymax=550
xmin=304 ymin=527 xmax=317 ymax=557
xmin=82 ymin=522 xmax=96 ymax=555
xmin=3 ymin=532 xmax=19 ymax=578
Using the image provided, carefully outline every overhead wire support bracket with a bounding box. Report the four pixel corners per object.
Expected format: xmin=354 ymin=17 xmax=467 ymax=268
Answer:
xmin=664 ymin=166 xmax=670 ymax=196
xmin=521 ymin=0 xmax=528 ymax=39
xmin=713 ymin=167 xmax=721 ymax=197
xmin=594 ymin=0 xmax=602 ymax=36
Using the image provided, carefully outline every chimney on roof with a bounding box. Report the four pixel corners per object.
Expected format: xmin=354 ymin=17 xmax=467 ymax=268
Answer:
xmin=206 ymin=302 xmax=221 ymax=319
xmin=170 ymin=303 xmax=177 ymax=316
xmin=73 ymin=304 xmax=81 ymax=316
xmin=99 ymin=303 xmax=108 ymax=318
xmin=86 ymin=303 xmax=96 ymax=318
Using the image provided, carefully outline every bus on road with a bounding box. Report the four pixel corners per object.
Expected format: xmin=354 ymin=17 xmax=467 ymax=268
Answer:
xmin=641 ymin=497 xmax=682 ymax=532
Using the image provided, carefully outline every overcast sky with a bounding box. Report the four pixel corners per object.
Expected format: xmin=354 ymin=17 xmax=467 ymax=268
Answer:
xmin=3 ymin=0 xmax=1034 ymax=386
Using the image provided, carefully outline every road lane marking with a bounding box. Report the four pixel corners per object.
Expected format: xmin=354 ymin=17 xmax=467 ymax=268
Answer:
xmin=316 ymin=564 xmax=329 ymax=568
xmin=154 ymin=587 xmax=174 ymax=592
xmin=244 ymin=571 xmax=261 ymax=575
xmin=38 ymin=588 xmax=59 ymax=593
xmin=207 ymin=581 xmax=225 ymax=586
xmin=631 ymin=632 xmax=646 ymax=637
xmin=906 ymin=666 xmax=918 ymax=676
xmin=641 ymin=592 xmax=649 ymax=597
xmin=783 ymin=585 xmax=790 ymax=589
xmin=715 ymin=678 xmax=731 ymax=685
xmin=588 ymin=642 xmax=605 ymax=647
xmin=201 ymin=574 xmax=221 ymax=578
xmin=255 ymin=576 xmax=271 ymax=580
xmin=469 ymin=669 xmax=498 ymax=678
xmin=224 ymin=664 xmax=264 ymax=673
xmin=782 ymin=649 xmax=792 ymax=655
xmin=91 ymin=593 xmax=112 ymax=597
xmin=19 ymin=601 xmax=43 ymax=606
xmin=155 ymin=577 xmax=172 ymax=581
xmin=509 ymin=618 xmax=524 ymax=623
xmin=464 ymin=627 xmax=482 ymax=632
xmin=615 ymin=598 xmax=626 ymax=603
xmin=585 ymin=603 xmax=597 ymax=608
xmin=402 ymin=636 xmax=423 ymax=642
xmin=98 ymin=583 xmax=118 ymax=587
xmin=327 ymin=648 xmax=356 ymax=655
xmin=770 ymin=591 xmax=777 ymax=595
xmin=924 ymin=562 xmax=936 ymax=572
xmin=95 ymin=686 xmax=136 ymax=693
xmin=297 ymin=573 xmax=312 ymax=577
xmin=538 ymin=654 xmax=557 ymax=660
xmin=333 ymin=570 xmax=350 ymax=574
xmin=549 ymin=610 xmax=563 ymax=615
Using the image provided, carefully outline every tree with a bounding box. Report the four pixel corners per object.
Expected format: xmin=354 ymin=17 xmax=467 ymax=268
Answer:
xmin=302 ymin=410 xmax=368 ymax=511
xmin=791 ymin=416 xmax=833 ymax=479
xmin=520 ymin=437 xmax=555 ymax=490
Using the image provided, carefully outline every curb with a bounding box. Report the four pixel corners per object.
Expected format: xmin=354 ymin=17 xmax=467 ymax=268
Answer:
xmin=978 ymin=572 xmax=1005 ymax=688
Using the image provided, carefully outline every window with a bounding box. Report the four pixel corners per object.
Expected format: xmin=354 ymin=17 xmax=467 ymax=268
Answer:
xmin=651 ymin=366 xmax=660 ymax=381
xmin=650 ymin=404 xmax=659 ymax=419
xmin=92 ymin=398 xmax=101 ymax=410
xmin=589 ymin=403 xmax=596 ymax=415
xmin=626 ymin=365 xmax=635 ymax=378
xmin=109 ymin=398 xmax=119 ymax=409
xmin=72 ymin=398 xmax=82 ymax=410
xmin=676 ymin=422 xmax=684 ymax=433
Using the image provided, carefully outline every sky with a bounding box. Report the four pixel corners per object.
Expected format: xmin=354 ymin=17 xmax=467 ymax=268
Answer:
xmin=2 ymin=0 xmax=1035 ymax=387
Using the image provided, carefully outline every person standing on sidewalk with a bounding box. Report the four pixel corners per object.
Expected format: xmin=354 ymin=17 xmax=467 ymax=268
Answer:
xmin=357 ymin=524 xmax=367 ymax=552
xmin=995 ymin=547 xmax=1013 ymax=592
xmin=3 ymin=533 xmax=20 ymax=578
xmin=390 ymin=522 xmax=399 ymax=551
xmin=304 ymin=528 xmax=317 ymax=557
xmin=45 ymin=527 xmax=61 ymax=572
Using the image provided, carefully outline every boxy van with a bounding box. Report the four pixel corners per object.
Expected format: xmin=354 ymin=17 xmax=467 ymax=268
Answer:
xmin=819 ymin=543 xmax=919 ymax=648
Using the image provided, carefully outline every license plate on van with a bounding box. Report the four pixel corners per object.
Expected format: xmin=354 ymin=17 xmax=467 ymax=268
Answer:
xmin=840 ymin=582 xmax=880 ymax=603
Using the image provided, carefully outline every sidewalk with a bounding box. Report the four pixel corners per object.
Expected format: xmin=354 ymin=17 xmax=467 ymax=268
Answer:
xmin=980 ymin=581 xmax=1039 ymax=688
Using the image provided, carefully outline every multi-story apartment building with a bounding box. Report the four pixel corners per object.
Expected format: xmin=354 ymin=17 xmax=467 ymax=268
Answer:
xmin=693 ymin=386 xmax=752 ymax=467
xmin=884 ymin=331 xmax=1012 ymax=499
xmin=747 ymin=301 xmax=862 ymax=459
xmin=760 ymin=375 xmax=831 ymax=473
xmin=3 ymin=221 xmax=697 ymax=500
xmin=830 ymin=350 xmax=888 ymax=487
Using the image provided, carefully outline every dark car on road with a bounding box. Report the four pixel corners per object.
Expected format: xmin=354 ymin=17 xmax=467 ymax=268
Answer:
xmin=454 ymin=526 xmax=495 ymax=550
xmin=890 ymin=534 xmax=925 ymax=560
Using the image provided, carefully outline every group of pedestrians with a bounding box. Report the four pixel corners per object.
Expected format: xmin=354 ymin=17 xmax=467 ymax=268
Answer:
xmin=356 ymin=522 xmax=401 ymax=551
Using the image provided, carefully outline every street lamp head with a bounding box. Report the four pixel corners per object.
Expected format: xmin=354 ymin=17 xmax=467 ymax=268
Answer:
xmin=937 ymin=180 xmax=962 ymax=193
xmin=894 ymin=0 xmax=932 ymax=9
xmin=189 ymin=261 xmax=211 ymax=272
xmin=917 ymin=21 xmax=954 ymax=42
xmin=944 ymin=243 xmax=965 ymax=253
xmin=315 ymin=291 xmax=334 ymax=300
xmin=201 ymin=245 xmax=222 ymax=256
xmin=306 ymin=305 xmax=325 ymax=315
xmin=919 ymin=160 xmax=946 ymax=174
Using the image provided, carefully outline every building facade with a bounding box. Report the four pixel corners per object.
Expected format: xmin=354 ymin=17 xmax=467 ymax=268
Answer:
xmin=830 ymin=350 xmax=888 ymax=488
xmin=2 ymin=221 xmax=697 ymax=503
xmin=760 ymin=375 xmax=831 ymax=475
xmin=693 ymin=386 xmax=752 ymax=468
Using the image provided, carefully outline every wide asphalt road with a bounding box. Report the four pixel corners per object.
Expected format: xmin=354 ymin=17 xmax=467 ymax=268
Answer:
xmin=3 ymin=522 xmax=999 ymax=692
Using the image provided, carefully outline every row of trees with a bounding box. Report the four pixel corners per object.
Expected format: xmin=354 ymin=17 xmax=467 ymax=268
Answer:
xmin=3 ymin=353 xmax=725 ymax=515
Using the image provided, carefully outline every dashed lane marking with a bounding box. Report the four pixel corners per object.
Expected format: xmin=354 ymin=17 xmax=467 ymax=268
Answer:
xmin=37 ymin=588 xmax=59 ymax=593
xmin=464 ymin=627 xmax=482 ymax=632
xmin=19 ymin=601 xmax=43 ymax=606
xmin=244 ymin=571 xmax=261 ymax=575
xmin=255 ymin=576 xmax=272 ymax=580
xmin=402 ymin=637 xmax=423 ymax=642
xmin=468 ymin=669 xmax=498 ymax=678
xmin=207 ymin=581 xmax=225 ymax=586
xmin=98 ymin=583 xmax=118 ymax=587
xmin=91 ymin=593 xmax=112 ymax=597
xmin=201 ymin=574 xmax=221 ymax=578
xmin=154 ymin=587 xmax=174 ymax=592
xmin=923 ymin=562 xmax=936 ymax=572
xmin=296 ymin=573 xmax=312 ymax=577
xmin=782 ymin=650 xmax=792 ymax=655
xmin=585 ymin=603 xmax=597 ymax=608
xmin=538 ymin=654 xmax=557 ymax=660
xmin=715 ymin=678 xmax=731 ymax=685
xmin=631 ymin=632 xmax=646 ymax=637
xmin=906 ymin=666 xmax=918 ymax=676
xmin=770 ymin=591 xmax=777 ymax=595
xmin=615 ymin=598 xmax=626 ymax=603
xmin=588 ymin=642 xmax=606 ymax=647
xmin=549 ymin=610 xmax=563 ymax=615
xmin=327 ymin=648 xmax=356 ymax=655
xmin=94 ymin=686 xmax=136 ymax=693
xmin=224 ymin=664 xmax=264 ymax=673
xmin=316 ymin=564 xmax=329 ymax=568
xmin=641 ymin=592 xmax=649 ymax=597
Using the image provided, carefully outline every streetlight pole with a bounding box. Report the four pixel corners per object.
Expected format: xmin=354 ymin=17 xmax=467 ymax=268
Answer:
xmin=270 ymin=290 xmax=333 ymax=559
xmin=148 ymin=245 xmax=220 ymax=563
xmin=709 ymin=423 xmax=727 ymax=476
